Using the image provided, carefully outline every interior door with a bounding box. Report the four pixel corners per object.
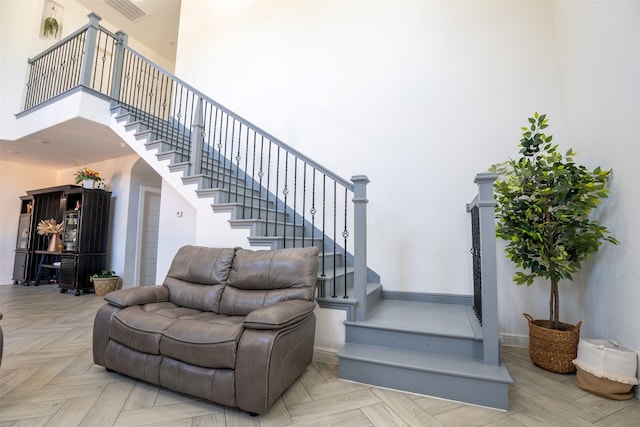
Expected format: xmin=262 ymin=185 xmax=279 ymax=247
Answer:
xmin=139 ymin=188 xmax=160 ymax=286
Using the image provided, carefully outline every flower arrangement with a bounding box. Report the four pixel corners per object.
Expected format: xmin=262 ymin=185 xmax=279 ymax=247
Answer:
xmin=36 ymin=218 xmax=64 ymax=235
xmin=73 ymin=166 xmax=102 ymax=184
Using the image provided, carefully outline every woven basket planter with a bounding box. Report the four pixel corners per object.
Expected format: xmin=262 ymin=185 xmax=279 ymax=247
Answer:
xmin=93 ymin=277 xmax=121 ymax=297
xmin=523 ymin=313 xmax=582 ymax=374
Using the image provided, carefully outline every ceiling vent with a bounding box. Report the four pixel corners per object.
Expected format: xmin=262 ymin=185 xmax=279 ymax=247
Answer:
xmin=104 ymin=0 xmax=148 ymax=23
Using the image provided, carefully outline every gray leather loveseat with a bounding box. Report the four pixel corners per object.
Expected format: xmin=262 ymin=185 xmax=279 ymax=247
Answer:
xmin=93 ymin=245 xmax=319 ymax=415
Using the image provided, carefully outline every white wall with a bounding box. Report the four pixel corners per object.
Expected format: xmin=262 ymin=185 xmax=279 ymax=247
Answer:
xmin=175 ymin=0 xmax=566 ymax=338
xmin=552 ymin=0 xmax=640 ymax=388
xmin=0 ymin=162 xmax=57 ymax=282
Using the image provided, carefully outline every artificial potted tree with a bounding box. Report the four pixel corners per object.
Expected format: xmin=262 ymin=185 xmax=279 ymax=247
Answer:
xmin=491 ymin=113 xmax=618 ymax=373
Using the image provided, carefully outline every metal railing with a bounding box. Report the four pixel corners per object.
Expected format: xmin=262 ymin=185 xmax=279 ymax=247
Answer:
xmin=470 ymin=204 xmax=482 ymax=325
xmin=22 ymin=14 xmax=371 ymax=317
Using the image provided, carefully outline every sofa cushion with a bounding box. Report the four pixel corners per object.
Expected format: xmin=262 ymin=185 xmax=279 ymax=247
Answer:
xmin=109 ymin=302 xmax=205 ymax=354
xmin=109 ymin=305 xmax=178 ymax=354
xmin=167 ymin=246 xmax=237 ymax=285
xmin=164 ymin=279 xmax=225 ymax=313
xmin=160 ymin=315 xmax=245 ymax=369
xmin=221 ymin=247 xmax=319 ymax=315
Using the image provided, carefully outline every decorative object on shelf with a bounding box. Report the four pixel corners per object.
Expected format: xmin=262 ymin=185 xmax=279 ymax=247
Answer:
xmin=73 ymin=166 xmax=103 ymax=188
xmin=36 ymin=219 xmax=64 ymax=252
xmin=490 ymin=113 xmax=619 ymax=373
xmin=90 ymin=270 xmax=121 ymax=297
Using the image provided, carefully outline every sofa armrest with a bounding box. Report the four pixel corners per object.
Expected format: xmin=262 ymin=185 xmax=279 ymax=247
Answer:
xmin=103 ymin=285 xmax=169 ymax=308
xmin=244 ymin=300 xmax=316 ymax=330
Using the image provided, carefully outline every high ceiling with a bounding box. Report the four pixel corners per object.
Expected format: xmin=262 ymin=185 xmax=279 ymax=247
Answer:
xmin=76 ymin=0 xmax=181 ymax=64
xmin=0 ymin=0 xmax=181 ymax=169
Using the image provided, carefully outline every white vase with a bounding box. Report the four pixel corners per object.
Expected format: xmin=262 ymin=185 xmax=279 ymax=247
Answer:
xmin=83 ymin=180 xmax=95 ymax=189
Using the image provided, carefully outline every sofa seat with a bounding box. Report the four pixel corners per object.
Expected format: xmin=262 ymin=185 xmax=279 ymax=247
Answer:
xmin=110 ymin=303 xmax=245 ymax=368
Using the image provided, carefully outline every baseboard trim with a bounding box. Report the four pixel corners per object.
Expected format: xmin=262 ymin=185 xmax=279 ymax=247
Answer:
xmin=501 ymin=333 xmax=529 ymax=348
xmin=313 ymin=346 xmax=339 ymax=365
xmin=382 ymin=291 xmax=473 ymax=306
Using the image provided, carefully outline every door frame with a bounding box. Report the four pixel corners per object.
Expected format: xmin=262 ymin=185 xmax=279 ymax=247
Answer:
xmin=135 ymin=185 xmax=161 ymax=286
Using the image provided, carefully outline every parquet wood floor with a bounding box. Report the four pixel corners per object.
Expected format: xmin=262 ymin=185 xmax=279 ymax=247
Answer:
xmin=1 ymin=284 xmax=638 ymax=426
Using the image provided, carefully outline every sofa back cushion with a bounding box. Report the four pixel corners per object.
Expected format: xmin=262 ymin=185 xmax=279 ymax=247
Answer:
xmin=164 ymin=246 xmax=237 ymax=312
xmin=220 ymin=246 xmax=319 ymax=316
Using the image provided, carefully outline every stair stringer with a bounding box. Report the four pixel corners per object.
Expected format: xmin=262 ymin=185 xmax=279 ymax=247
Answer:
xmin=108 ymin=109 xmax=252 ymax=251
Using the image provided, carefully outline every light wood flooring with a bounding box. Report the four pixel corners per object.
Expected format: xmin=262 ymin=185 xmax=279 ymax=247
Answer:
xmin=1 ymin=284 xmax=638 ymax=426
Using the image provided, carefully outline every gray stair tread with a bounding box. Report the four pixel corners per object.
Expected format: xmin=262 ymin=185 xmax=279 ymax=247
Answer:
xmin=338 ymin=342 xmax=512 ymax=383
xmin=347 ymin=299 xmax=480 ymax=339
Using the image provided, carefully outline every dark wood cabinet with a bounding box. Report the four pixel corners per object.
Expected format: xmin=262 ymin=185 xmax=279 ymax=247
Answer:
xmin=13 ymin=185 xmax=111 ymax=295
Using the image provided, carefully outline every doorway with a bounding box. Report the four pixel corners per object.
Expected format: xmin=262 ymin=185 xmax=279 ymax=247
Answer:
xmin=137 ymin=186 xmax=161 ymax=286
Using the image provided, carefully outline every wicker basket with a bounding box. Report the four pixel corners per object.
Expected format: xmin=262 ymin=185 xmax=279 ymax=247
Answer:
xmin=523 ymin=313 xmax=582 ymax=374
xmin=93 ymin=277 xmax=121 ymax=297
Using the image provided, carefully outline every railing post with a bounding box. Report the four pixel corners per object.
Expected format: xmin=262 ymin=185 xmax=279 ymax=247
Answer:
xmin=190 ymin=97 xmax=205 ymax=176
xmin=80 ymin=13 xmax=101 ymax=87
xmin=110 ymin=31 xmax=128 ymax=101
xmin=351 ymin=175 xmax=369 ymax=321
xmin=474 ymin=172 xmax=499 ymax=366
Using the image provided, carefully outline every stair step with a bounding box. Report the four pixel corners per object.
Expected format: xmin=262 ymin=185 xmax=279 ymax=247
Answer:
xmin=343 ymin=300 xmax=484 ymax=359
xmin=247 ymin=235 xmax=325 ymax=250
xmin=212 ymin=203 xmax=288 ymax=222
xmin=229 ymin=218 xmax=306 ymax=237
xmin=337 ymin=342 xmax=511 ymax=409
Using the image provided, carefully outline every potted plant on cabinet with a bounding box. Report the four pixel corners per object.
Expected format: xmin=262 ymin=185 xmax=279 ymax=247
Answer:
xmin=490 ymin=113 xmax=619 ymax=373
xmin=90 ymin=270 xmax=121 ymax=297
xmin=73 ymin=166 xmax=103 ymax=189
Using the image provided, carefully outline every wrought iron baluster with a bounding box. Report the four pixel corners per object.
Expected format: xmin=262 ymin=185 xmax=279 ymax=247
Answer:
xmin=257 ymin=136 xmax=265 ymax=220
xmin=343 ymin=187 xmax=349 ymax=298
xmin=274 ymin=147 xmax=281 ymax=241
xmin=282 ymin=151 xmax=289 ymax=246
xmin=332 ymin=180 xmax=337 ymax=298
xmin=292 ymin=158 xmax=298 ymax=246
xmin=249 ymin=132 xmax=257 ymax=219
xmin=242 ymin=128 xmax=250 ymax=219
xmin=302 ymin=163 xmax=307 ymax=247
xmin=321 ymin=174 xmax=326 ymax=278
xmin=471 ymin=204 xmax=482 ymax=325
xmin=265 ymin=142 xmax=273 ymax=234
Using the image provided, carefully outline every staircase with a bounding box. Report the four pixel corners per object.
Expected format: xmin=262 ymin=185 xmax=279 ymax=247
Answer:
xmin=19 ymin=14 xmax=511 ymax=411
xmin=111 ymin=103 xmax=360 ymax=307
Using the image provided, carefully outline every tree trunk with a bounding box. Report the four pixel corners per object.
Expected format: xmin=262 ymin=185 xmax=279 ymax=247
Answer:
xmin=550 ymin=277 xmax=560 ymax=330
